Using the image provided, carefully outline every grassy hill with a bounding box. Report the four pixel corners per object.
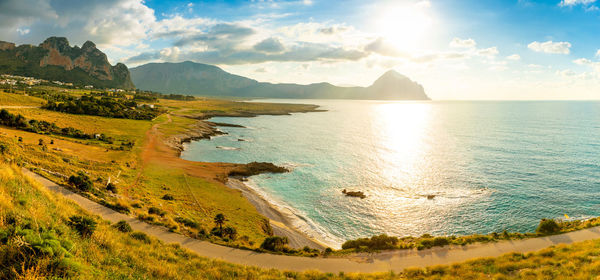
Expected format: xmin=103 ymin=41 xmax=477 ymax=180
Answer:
xmin=4 ymin=163 xmax=600 ymax=279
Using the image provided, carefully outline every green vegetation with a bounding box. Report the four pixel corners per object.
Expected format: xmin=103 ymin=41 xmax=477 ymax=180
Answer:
xmin=339 ymin=217 xmax=600 ymax=254
xmin=68 ymin=172 xmax=93 ymax=192
xmin=67 ymin=215 xmax=97 ymax=238
xmin=44 ymin=95 xmax=162 ymax=120
xmin=0 ymin=109 xmax=106 ymax=142
xmin=537 ymin=219 xmax=560 ymax=234
xmin=113 ymin=220 xmax=133 ymax=233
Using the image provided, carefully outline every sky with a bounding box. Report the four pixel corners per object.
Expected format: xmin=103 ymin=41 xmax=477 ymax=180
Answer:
xmin=1 ymin=0 xmax=600 ymax=100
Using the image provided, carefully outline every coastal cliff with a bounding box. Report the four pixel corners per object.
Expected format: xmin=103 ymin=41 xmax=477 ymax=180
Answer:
xmin=0 ymin=37 xmax=134 ymax=89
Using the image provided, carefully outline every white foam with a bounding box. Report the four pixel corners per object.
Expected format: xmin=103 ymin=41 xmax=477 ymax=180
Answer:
xmin=216 ymin=146 xmax=240 ymax=150
xmin=242 ymin=178 xmax=344 ymax=248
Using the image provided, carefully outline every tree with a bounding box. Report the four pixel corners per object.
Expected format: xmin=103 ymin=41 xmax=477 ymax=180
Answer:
xmin=38 ymin=139 xmax=44 ymax=146
xmin=214 ymin=213 xmax=225 ymax=231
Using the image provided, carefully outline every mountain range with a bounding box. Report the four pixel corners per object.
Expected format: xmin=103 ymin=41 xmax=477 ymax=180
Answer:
xmin=0 ymin=37 xmax=428 ymax=100
xmin=130 ymin=61 xmax=430 ymax=100
xmin=0 ymin=37 xmax=134 ymax=89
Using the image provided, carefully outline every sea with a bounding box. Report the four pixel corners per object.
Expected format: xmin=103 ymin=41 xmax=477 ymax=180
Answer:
xmin=181 ymin=100 xmax=600 ymax=248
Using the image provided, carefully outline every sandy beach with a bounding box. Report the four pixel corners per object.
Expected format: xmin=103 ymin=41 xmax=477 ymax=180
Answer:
xmin=226 ymin=178 xmax=328 ymax=250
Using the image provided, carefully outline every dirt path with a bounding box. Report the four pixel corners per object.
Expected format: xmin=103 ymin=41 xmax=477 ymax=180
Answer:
xmin=24 ymin=168 xmax=600 ymax=273
xmin=0 ymin=106 xmax=40 ymax=109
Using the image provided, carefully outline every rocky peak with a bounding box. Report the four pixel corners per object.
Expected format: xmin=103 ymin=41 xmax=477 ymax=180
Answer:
xmin=82 ymin=41 xmax=97 ymax=51
xmin=40 ymin=37 xmax=71 ymax=53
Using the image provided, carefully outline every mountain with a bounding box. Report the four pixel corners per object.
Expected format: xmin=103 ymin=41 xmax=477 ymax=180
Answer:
xmin=130 ymin=61 xmax=429 ymax=100
xmin=0 ymin=37 xmax=134 ymax=89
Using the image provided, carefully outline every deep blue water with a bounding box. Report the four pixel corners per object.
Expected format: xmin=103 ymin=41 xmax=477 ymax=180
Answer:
xmin=181 ymin=100 xmax=600 ymax=247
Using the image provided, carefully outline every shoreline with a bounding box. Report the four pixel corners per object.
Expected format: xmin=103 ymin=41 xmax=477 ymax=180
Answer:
xmin=226 ymin=177 xmax=329 ymax=250
xmin=167 ymin=104 xmax=332 ymax=250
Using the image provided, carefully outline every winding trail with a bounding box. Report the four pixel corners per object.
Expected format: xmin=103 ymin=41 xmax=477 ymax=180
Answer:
xmin=24 ymin=168 xmax=600 ymax=273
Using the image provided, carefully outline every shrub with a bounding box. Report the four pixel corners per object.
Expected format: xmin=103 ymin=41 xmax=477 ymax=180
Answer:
xmin=174 ymin=217 xmax=199 ymax=229
xmin=130 ymin=232 xmax=151 ymax=244
xmin=68 ymin=172 xmax=93 ymax=192
xmin=106 ymin=183 xmax=117 ymax=193
xmin=148 ymin=207 xmax=166 ymax=217
xmin=112 ymin=202 xmax=130 ymax=214
xmin=68 ymin=216 xmax=97 ymax=238
xmin=0 ymin=143 xmax=7 ymax=154
xmin=537 ymin=219 xmax=560 ymax=234
xmin=114 ymin=220 xmax=132 ymax=233
xmin=223 ymin=226 xmax=237 ymax=240
xmin=162 ymin=194 xmax=174 ymax=200
xmin=260 ymin=236 xmax=289 ymax=252
xmin=341 ymin=234 xmax=398 ymax=250
xmin=433 ymin=237 xmax=450 ymax=247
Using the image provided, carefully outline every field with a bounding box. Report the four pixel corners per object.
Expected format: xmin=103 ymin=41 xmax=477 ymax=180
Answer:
xmin=0 ymin=90 xmax=45 ymax=106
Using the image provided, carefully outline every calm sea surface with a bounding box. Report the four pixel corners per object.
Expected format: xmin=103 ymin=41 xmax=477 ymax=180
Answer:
xmin=181 ymin=100 xmax=600 ymax=247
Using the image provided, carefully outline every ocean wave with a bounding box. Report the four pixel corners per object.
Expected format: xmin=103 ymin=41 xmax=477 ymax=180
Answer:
xmin=216 ymin=146 xmax=240 ymax=150
xmin=242 ymin=178 xmax=344 ymax=247
xmin=279 ymin=162 xmax=314 ymax=170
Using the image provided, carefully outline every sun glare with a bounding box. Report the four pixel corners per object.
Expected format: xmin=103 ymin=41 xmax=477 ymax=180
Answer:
xmin=375 ymin=4 xmax=432 ymax=50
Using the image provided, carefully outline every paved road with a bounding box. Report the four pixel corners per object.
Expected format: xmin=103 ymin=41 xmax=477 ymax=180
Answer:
xmin=24 ymin=168 xmax=600 ymax=273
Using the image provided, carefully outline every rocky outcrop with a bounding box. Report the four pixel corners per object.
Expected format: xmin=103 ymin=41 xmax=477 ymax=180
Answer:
xmin=0 ymin=37 xmax=134 ymax=89
xmin=0 ymin=41 xmax=16 ymax=51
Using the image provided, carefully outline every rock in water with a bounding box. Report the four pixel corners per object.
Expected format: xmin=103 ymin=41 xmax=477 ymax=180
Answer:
xmin=342 ymin=189 xmax=366 ymax=199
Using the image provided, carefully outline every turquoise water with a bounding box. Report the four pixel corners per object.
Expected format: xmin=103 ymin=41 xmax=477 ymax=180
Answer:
xmin=181 ymin=100 xmax=600 ymax=247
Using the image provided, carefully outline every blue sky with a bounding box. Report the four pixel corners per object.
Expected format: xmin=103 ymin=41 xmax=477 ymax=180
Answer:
xmin=1 ymin=0 xmax=599 ymax=99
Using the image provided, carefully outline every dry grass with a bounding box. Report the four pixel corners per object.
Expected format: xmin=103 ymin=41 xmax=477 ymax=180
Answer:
xmin=0 ymin=91 xmax=45 ymax=106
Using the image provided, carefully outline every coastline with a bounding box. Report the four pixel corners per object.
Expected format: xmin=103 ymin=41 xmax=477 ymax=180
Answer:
xmin=165 ymin=103 xmax=331 ymax=250
xmin=226 ymin=177 xmax=329 ymax=250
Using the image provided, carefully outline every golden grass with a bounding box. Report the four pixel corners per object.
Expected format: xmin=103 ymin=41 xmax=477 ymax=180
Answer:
xmin=4 ymin=108 xmax=151 ymax=144
xmin=0 ymin=91 xmax=46 ymax=106
xmin=4 ymin=162 xmax=600 ymax=279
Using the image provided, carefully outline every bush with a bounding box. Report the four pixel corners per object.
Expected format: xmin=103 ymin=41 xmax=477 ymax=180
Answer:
xmin=162 ymin=194 xmax=174 ymax=200
xmin=537 ymin=219 xmax=560 ymax=234
xmin=223 ymin=226 xmax=237 ymax=240
xmin=68 ymin=216 xmax=97 ymax=238
xmin=68 ymin=172 xmax=93 ymax=192
xmin=112 ymin=202 xmax=130 ymax=214
xmin=341 ymin=234 xmax=398 ymax=250
xmin=106 ymin=183 xmax=117 ymax=193
xmin=130 ymin=232 xmax=151 ymax=244
xmin=260 ymin=236 xmax=289 ymax=252
xmin=433 ymin=237 xmax=450 ymax=246
xmin=174 ymin=217 xmax=199 ymax=229
xmin=114 ymin=220 xmax=132 ymax=233
xmin=148 ymin=207 xmax=166 ymax=217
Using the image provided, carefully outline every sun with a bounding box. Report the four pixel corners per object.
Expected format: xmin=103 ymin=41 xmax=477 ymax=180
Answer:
xmin=375 ymin=3 xmax=432 ymax=51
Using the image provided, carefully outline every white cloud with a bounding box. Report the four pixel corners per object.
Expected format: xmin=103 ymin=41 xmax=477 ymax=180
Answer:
xmin=16 ymin=27 xmax=30 ymax=35
xmin=573 ymin=58 xmax=592 ymax=65
xmin=527 ymin=41 xmax=571 ymax=54
xmin=303 ymin=0 xmax=313 ymax=5
xmin=559 ymin=0 xmax=596 ymax=6
xmin=477 ymin=47 xmax=499 ymax=57
xmin=507 ymin=54 xmax=520 ymax=60
xmin=596 ymin=50 xmax=600 ymax=57
xmin=450 ymin=37 xmax=476 ymax=48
